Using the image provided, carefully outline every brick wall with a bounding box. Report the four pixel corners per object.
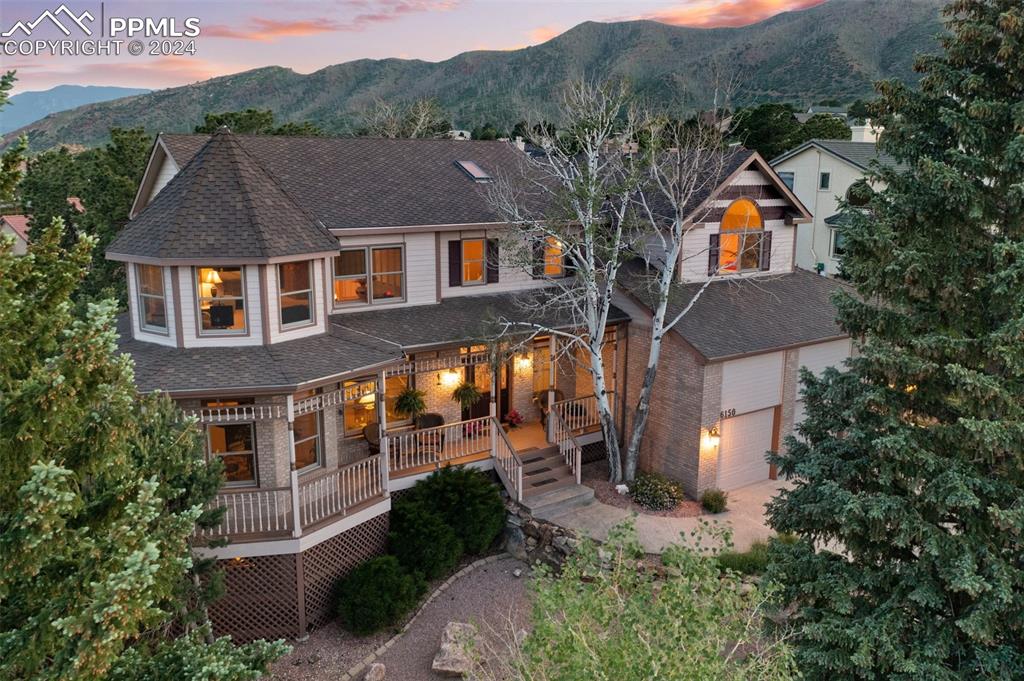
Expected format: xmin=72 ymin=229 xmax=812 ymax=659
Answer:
xmin=779 ymin=348 xmax=800 ymax=444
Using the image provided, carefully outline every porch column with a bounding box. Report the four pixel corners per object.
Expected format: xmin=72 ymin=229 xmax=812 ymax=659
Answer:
xmin=377 ymin=370 xmax=390 ymax=490
xmin=489 ymin=363 xmax=497 ymax=456
xmin=286 ymin=394 xmax=302 ymax=538
xmin=547 ymin=335 xmax=556 ymax=440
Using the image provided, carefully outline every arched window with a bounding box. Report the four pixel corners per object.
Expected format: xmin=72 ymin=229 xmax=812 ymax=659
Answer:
xmin=718 ymin=198 xmax=765 ymax=272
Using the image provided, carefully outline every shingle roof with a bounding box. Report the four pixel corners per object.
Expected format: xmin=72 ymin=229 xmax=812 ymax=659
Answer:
xmin=117 ymin=315 xmax=402 ymax=394
xmin=107 ymin=128 xmax=339 ymax=260
xmin=771 ymin=139 xmax=906 ymax=172
xmin=2 ymin=214 xmax=29 ymax=241
xmin=621 ymin=263 xmax=849 ymax=361
xmin=331 ymin=292 xmax=631 ymax=349
xmin=158 ymin=134 xmax=534 ymax=230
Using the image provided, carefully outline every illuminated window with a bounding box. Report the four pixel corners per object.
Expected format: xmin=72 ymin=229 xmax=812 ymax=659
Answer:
xmin=136 ymin=264 xmax=167 ymax=332
xmin=343 ymin=378 xmax=378 ymax=437
xmin=371 ymin=246 xmax=404 ymax=302
xmin=385 ymin=374 xmax=411 ymax=425
xmin=335 ymin=246 xmax=404 ymax=305
xmin=333 ymin=249 xmax=368 ymax=305
xmin=293 ymin=389 xmax=322 ymax=471
xmin=544 ymin=237 xmax=565 ymax=277
xmin=204 ymin=398 xmax=256 ymax=485
xmin=279 ymin=261 xmax=313 ymax=327
xmin=196 ymin=266 xmax=246 ymax=334
xmin=462 ymin=239 xmax=485 ymax=285
xmin=718 ymin=199 xmax=764 ymax=273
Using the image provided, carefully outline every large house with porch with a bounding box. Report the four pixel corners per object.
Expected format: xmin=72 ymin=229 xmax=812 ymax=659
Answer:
xmin=108 ymin=128 xmax=851 ymax=641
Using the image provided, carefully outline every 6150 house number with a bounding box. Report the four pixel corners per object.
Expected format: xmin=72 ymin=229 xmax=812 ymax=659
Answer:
xmin=719 ymin=408 xmax=736 ymax=419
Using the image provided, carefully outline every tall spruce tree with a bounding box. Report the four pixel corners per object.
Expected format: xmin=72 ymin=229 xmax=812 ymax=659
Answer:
xmin=766 ymin=1 xmax=1024 ymax=678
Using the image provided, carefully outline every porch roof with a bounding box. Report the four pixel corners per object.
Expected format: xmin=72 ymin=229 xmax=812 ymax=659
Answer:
xmin=329 ymin=292 xmax=631 ymax=350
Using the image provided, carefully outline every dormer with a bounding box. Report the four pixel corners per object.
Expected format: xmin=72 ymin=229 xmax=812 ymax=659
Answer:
xmin=107 ymin=128 xmax=340 ymax=348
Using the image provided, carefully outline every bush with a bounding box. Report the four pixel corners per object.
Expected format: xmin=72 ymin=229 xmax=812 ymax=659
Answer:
xmin=700 ymin=488 xmax=729 ymax=514
xmin=630 ymin=471 xmax=686 ymax=511
xmin=717 ymin=540 xmax=769 ymax=575
xmin=336 ymin=556 xmax=424 ymax=635
xmin=388 ymin=499 xmax=462 ymax=579
xmin=403 ymin=467 xmax=504 ymax=554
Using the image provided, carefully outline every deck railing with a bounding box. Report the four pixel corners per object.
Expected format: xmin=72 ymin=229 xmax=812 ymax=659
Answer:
xmin=549 ymin=409 xmax=583 ymax=485
xmin=298 ymin=454 xmax=387 ymax=528
xmin=553 ymin=392 xmax=614 ymax=432
xmin=383 ymin=416 xmax=492 ymax=476
xmin=184 ymin=404 xmax=284 ymax=423
xmin=492 ymin=418 xmax=524 ymax=502
xmin=198 ymin=486 xmax=293 ymax=539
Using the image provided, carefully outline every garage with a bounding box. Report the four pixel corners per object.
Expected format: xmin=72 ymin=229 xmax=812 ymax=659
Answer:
xmin=717 ymin=407 xmax=776 ymax=490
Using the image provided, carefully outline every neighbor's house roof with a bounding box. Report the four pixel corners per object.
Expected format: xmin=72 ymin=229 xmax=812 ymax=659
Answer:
xmin=771 ymin=138 xmax=907 ymax=173
xmin=1 ymin=214 xmax=30 ymax=242
xmin=621 ymin=263 xmax=849 ymax=362
xmin=151 ymin=133 xmax=533 ymax=230
xmin=107 ymin=128 xmax=339 ymax=262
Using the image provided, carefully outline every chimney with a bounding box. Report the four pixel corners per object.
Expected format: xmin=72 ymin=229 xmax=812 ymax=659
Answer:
xmin=850 ymin=121 xmax=882 ymax=143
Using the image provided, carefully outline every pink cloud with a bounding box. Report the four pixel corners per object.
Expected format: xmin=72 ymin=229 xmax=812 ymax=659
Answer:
xmin=641 ymin=0 xmax=826 ymax=28
xmin=528 ymin=25 xmax=562 ymax=44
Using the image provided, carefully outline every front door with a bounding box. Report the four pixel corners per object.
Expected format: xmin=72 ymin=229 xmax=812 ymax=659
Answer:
xmin=462 ymin=361 xmax=509 ymax=421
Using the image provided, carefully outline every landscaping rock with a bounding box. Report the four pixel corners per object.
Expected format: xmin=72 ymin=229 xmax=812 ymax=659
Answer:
xmin=504 ymin=526 xmax=528 ymax=561
xmin=363 ymin=662 xmax=386 ymax=681
xmin=512 ymin=568 xmax=522 ymax=578
xmin=431 ymin=622 xmax=476 ymax=677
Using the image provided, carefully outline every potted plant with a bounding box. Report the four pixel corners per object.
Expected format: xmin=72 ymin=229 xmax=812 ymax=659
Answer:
xmin=451 ymin=381 xmax=482 ymax=411
xmin=504 ymin=409 xmax=524 ymax=429
xmin=394 ymin=386 xmax=426 ymax=422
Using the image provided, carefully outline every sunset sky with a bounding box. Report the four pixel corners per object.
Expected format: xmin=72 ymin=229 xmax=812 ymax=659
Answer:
xmin=1 ymin=0 xmax=826 ymax=94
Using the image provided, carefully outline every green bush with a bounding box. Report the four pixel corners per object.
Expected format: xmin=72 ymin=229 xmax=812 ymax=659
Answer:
xmin=700 ymin=488 xmax=729 ymax=514
xmin=403 ymin=467 xmax=504 ymax=554
xmin=388 ymin=499 xmax=462 ymax=579
xmin=336 ymin=556 xmax=424 ymax=635
xmin=630 ymin=471 xmax=686 ymax=511
xmin=717 ymin=540 xmax=769 ymax=575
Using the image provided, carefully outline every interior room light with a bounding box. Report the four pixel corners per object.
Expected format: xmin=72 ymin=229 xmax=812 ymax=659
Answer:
xmin=204 ymin=269 xmax=223 ymax=285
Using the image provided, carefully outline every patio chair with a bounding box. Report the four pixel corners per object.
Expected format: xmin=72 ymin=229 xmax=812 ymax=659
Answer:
xmin=414 ymin=413 xmax=446 ymax=452
xmin=362 ymin=423 xmax=380 ymax=455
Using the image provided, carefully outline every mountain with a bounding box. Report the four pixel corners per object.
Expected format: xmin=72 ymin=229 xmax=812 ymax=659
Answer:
xmin=0 ymin=85 xmax=151 ymax=135
xmin=4 ymin=0 xmax=945 ymax=150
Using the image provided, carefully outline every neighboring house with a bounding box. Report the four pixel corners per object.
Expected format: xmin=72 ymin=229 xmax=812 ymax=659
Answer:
xmin=770 ymin=125 xmax=902 ymax=276
xmin=794 ymin=105 xmax=848 ymax=124
xmin=0 ymin=214 xmax=29 ymax=255
xmin=108 ymin=129 xmax=851 ymax=641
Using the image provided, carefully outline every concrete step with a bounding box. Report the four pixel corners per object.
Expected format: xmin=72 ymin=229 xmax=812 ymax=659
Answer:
xmin=520 ymin=447 xmax=564 ymax=474
xmin=521 ymin=483 xmax=595 ymax=520
xmin=523 ymin=470 xmax=576 ymax=497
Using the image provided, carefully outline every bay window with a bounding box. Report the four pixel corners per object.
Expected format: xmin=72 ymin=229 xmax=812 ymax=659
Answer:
xmin=279 ymin=260 xmax=314 ymax=327
xmin=136 ymin=264 xmax=167 ymax=333
xmin=196 ymin=266 xmax=246 ymax=333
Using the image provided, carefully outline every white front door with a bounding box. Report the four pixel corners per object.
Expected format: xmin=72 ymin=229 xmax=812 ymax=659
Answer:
xmin=717 ymin=407 xmax=775 ymax=491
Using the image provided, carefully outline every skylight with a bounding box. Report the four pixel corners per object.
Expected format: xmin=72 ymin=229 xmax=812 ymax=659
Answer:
xmin=455 ymin=160 xmax=492 ymax=183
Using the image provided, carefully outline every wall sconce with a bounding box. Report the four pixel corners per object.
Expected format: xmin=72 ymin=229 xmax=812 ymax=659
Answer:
xmin=702 ymin=425 xmax=721 ymax=449
xmin=515 ymin=353 xmax=532 ymax=373
xmin=438 ymin=368 xmax=462 ymax=389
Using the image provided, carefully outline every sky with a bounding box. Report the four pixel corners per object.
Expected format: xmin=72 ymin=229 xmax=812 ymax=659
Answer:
xmin=0 ymin=0 xmax=826 ymax=94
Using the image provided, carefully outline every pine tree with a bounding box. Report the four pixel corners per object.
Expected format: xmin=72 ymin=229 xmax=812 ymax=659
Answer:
xmin=766 ymin=1 xmax=1024 ymax=678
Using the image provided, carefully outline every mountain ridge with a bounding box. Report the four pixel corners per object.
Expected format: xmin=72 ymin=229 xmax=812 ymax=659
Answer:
xmin=0 ymin=85 xmax=152 ymax=135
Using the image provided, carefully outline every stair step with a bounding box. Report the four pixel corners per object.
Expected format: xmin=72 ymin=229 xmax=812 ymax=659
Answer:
xmin=521 ymin=484 xmax=595 ymax=519
xmin=523 ymin=471 xmax=576 ymax=496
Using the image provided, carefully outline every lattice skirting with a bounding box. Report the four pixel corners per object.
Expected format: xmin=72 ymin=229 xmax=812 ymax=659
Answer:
xmin=207 ymin=511 xmax=390 ymax=642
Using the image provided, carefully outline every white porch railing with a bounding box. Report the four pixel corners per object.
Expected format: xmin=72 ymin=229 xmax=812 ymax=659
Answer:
xmin=553 ymin=392 xmax=614 ymax=432
xmin=383 ymin=416 xmax=493 ymax=476
xmin=385 ymin=350 xmax=489 ymax=377
xmin=493 ymin=418 xmax=524 ymax=502
xmin=184 ymin=404 xmax=284 ymax=423
xmin=294 ymin=388 xmax=346 ymax=417
xmin=298 ymin=454 xmax=387 ymax=528
xmin=198 ymin=486 xmax=293 ymax=538
xmin=549 ymin=409 xmax=583 ymax=485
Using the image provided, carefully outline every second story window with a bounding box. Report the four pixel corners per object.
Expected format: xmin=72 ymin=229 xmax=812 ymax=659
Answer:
xmin=462 ymin=238 xmax=486 ymax=285
xmin=819 ymin=172 xmax=831 ymax=190
xmin=543 ymin=237 xmax=565 ymax=277
xmin=333 ymin=246 xmax=404 ymax=306
xmin=777 ymin=171 xmax=795 ymax=191
xmin=136 ymin=264 xmax=167 ymax=333
xmin=278 ymin=261 xmax=314 ymax=327
xmin=709 ymin=198 xmax=771 ymax=275
xmin=196 ymin=266 xmax=246 ymax=334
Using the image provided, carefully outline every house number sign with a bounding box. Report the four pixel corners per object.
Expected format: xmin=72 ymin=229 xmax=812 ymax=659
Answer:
xmin=719 ymin=408 xmax=737 ymax=419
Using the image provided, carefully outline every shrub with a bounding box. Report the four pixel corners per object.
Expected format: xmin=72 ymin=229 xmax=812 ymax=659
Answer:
xmin=404 ymin=467 xmax=504 ymax=554
xmin=388 ymin=499 xmax=462 ymax=579
xmin=630 ymin=471 xmax=686 ymax=511
xmin=336 ymin=556 xmax=424 ymax=635
xmin=700 ymin=488 xmax=729 ymax=514
xmin=717 ymin=540 xmax=769 ymax=575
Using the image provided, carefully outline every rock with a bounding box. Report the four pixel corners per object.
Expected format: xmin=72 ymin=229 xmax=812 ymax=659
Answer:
xmin=512 ymin=568 xmax=522 ymax=578
xmin=504 ymin=526 xmax=528 ymax=561
xmin=363 ymin=662 xmax=386 ymax=681
xmin=523 ymin=521 xmax=541 ymax=539
xmin=506 ymin=513 xmax=523 ymax=527
xmin=552 ymin=535 xmax=570 ymax=554
xmin=525 ymin=536 xmax=538 ymax=549
xmin=432 ymin=622 xmax=476 ymax=677
xmin=615 ymin=484 xmax=629 ymax=495
xmin=515 ymin=629 xmax=528 ymax=646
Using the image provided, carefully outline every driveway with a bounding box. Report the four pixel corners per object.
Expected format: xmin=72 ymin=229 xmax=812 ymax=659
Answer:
xmin=543 ymin=479 xmax=791 ymax=553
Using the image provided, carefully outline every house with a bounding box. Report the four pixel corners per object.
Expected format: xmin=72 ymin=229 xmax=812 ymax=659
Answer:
xmin=770 ymin=125 xmax=901 ymax=276
xmin=0 ymin=214 xmax=29 ymax=255
xmin=107 ymin=128 xmax=851 ymax=641
xmin=794 ymin=105 xmax=848 ymax=124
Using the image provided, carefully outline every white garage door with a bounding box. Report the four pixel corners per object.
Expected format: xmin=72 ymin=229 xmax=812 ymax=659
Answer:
xmin=717 ymin=408 xmax=775 ymax=491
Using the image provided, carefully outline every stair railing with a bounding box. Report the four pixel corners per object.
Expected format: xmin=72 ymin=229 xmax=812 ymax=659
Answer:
xmin=548 ymin=408 xmax=583 ymax=485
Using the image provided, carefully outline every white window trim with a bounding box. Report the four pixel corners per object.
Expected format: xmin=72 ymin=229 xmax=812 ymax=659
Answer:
xmin=461 ymin=238 xmax=487 ymax=286
xmin=194 ymin=266 xmax=249 ymax=336
xmin=829 ymin=227 xmax=845 ymax=260
xmin=332 ymin=248 xmax=370 ymax=307
xmin=278 ymin=260 xmax=316 ymax=330
xmin=332 ymin=245 xmax=407 ymax=308
xmin=369 ymin=245 xmax=406 ymax=304
xmin=135 ymin=263 xmax=169 ymax=335
xmin=206 ymin=421 xmax=258 ymax=488
xmin=294 ymin=410 xmax=323 ymax=474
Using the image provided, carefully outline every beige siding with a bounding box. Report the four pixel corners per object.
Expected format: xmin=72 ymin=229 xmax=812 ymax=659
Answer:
xmin=178 ymin=265 xmax=264 ymax=348
xmin=797 ymin=338 xmax=852 ymax=378
xmin=145 ymin=155 xmax=179 ymax=206
xmin=720 ymin=351 xmax=784 ymax=416
xmin=439 ymin=230 xmax=548 ymax=299
xmin=126 ymin=264 xmax=178 ymax=347
xmin=331 ymin=232 xmax=436 ymax=312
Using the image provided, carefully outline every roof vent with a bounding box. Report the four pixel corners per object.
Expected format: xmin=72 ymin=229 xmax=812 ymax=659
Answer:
xmin=455 ymin=160 xmax=492 ymax=183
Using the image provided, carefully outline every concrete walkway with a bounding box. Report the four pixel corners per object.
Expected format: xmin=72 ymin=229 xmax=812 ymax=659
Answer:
xmin=544 ymin=479 xmax=791 ymax=554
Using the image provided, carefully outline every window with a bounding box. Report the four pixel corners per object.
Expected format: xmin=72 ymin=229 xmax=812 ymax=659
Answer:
xmin=278 ymin=261 xmax=314 ymax=327
xmin=532 ymin=338 xmax=553 ymax=394
xmin=819 ymin=172 xmax=831 ymax=190
xmin=544 ymin=237 xmax=565 ymax=277
xmin=455 ymin=160 xmax=492 ymax=182
xmin=343 ymin=378 xmax=378 ymax=436
xmin=777 ymin=171 xmax=795 ymax=191
xmin=384 ymin=374 xmax=411 ymax=425
xmin=333 ymin=246 xmax=404 ymax=306
xmin=136 ymin=264 xmax=167 ymax=333
xmin=829 ymin=228 xmax=847 ymax=259
xmin=461 ymin=239 xmax=486 ymax=285
xmin=293 ymin=389 xmax=322 ymax=471
xmin=196 ymin=266 xmax=246 ymax=334
xmin=718 ymin=199 xmax=766 ymax=273
xmin=204 ymin=399 xmax=256 ymax=485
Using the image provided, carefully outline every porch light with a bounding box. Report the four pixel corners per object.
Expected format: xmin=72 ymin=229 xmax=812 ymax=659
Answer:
xmin=515 ymin=353 xmax=532 ymax=373
xmin=703 ymin=425 xmax=721 ymax=449
xmin=438 ymin=368 xmax=461 ymax=388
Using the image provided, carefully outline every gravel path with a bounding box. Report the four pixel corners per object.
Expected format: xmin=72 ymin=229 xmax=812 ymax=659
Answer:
xmin=272 ymin=555 xmax=531 ymax=680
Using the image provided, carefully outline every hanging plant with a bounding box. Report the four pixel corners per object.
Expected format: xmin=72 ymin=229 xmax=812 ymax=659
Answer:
xmin=451 ymin=381 xmax=482 ymax=410
xmin=394 ymin=386 xmax=427 ymax=421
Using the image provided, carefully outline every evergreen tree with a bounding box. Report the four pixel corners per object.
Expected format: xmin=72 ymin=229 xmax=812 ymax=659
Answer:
xmin=0 ymin=70 xmax=26 ymax=208
xmin=766 ymin=1 xmax=1024 ymax=678
xmin=0 ymin=219 xmax=287 ymax=679
xmin=730 ymin=102 xmax=800 ymax=158
xmin=791 ymin=113 xmax=851 ymax=145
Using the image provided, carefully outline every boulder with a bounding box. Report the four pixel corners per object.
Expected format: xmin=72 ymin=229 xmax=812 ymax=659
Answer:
xmin=503 ymin=526 xmax=528 ymax=561
xmin=363 ymin=662 xmax=386 ymax=681
xmin=431 ymin=622 xmax=477 ymax=677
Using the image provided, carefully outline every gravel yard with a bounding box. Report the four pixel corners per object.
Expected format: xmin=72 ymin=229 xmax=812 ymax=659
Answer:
xmin=272 ymin=555 xmax=531 ymax=680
